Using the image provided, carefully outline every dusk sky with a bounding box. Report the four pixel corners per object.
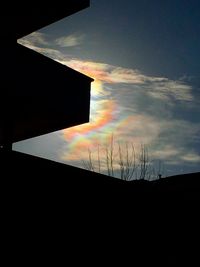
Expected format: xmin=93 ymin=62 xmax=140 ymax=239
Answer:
xmin=14 ymin=0 xmax=200 ymax=178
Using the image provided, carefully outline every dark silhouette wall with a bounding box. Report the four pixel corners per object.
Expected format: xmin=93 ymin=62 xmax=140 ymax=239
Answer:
xmin=0 ymin=0 xmax=92 ymax=148
xmin=13 ymin=44 xmax=92 ymax=142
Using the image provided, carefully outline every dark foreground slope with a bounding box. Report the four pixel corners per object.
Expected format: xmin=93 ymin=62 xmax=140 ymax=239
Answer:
xmin=2 ymin=151 xmax=200 ymax=264
xmin=4 ymin=150 xmax=200 ymax=199
xmin=3 ymin=150 xmax=199 ymax=207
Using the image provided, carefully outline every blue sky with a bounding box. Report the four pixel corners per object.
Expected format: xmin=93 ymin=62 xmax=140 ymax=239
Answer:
xmin=14 ymin=0 xmax=200 ymax=178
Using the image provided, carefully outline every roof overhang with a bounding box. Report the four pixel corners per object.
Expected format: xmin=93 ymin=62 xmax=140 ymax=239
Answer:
xmin=0 ymin=0 xmax=93 ymax=146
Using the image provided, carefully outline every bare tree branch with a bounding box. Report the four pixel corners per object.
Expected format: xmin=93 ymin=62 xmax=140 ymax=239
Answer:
xmin=81 ymin=135 xmax=164 ymax=181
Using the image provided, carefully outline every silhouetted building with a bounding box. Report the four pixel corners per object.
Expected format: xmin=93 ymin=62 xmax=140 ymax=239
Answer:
xmin=1 ymin=5 xmax=199 ymax=262
xmin=0 ymin=0 xmax=93 ymax=149
xmin=1 ymin=1 xmax=199 ymax=206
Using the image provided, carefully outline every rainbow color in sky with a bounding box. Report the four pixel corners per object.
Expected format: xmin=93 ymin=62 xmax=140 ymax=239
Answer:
xmin=14 ymin=22 xmax=200 ymax=177
xmin=60 ymin=59 xmax=179 ymax=163
xmin=62 ymin=78 xmax=132 ymax=160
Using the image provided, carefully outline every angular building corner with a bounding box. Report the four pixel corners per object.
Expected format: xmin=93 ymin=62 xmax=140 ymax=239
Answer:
xmin=0 ymin=0 xmax=93 ymax=150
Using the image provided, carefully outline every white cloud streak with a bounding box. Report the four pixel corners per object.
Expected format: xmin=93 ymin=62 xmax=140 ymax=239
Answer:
xmin=181 ymin=153 xmax=200 ymax=163
xmin=58 ymin=59 xmax=193 ymax=103
xmin=17 ymin=32 xmax=48 ymax=46
xmin=55 ymin=34 xmax=83 ymax=47
xmin=147 ymin=80 xmax=193 ymax=102
xmin=17 ymin=31 xmax=199 ymax=175
xmin=17 ymin=32 xmax=195 ymax=104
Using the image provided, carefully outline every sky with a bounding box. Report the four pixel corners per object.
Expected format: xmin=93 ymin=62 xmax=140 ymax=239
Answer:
xmin=14 ymin=0 xmax=200 ymax=179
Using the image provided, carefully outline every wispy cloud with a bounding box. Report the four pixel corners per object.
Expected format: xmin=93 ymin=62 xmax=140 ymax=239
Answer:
xmin=59 ymin=59 xmax=167 ymax=84
xmin=146 ymin=80 xmax=193 ymax=102
xmin=18 ymin=32 xmax=84 ymax=48
xmin=55 ymin=34 xmax=84 ymax=47
xmin=17 ymin=31 xmax=199 ymax=175
xmin=151 ymin=145 xmax=180 ymax=160
xmin=17 ymin=33 xmax=195 ymax=104
xmin=17 ymin=32 xmax=48 ymax=46
xmin=17 ymin=35 xmax=64 ymax=60
xmin=58 ymin=59 xmax=193 ymax=103
xmin=181 ymin=153 xmax=200 ymax=163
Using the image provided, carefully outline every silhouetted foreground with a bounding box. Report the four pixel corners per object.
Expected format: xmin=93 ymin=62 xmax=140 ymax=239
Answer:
xmin=6 ymin=151 xmax=200 ymax=203
xmin=1 ymin=0 xmax=92 ymax=148
xmin=13 ymin=44 xmax=92 ymax=142
xmin=4 ymin=152 xmax=199 ymax=264
xmin=1 ymin=1 xmax=90 ymax=40
xmin=2 ymin=1 xmax=198 ymax=263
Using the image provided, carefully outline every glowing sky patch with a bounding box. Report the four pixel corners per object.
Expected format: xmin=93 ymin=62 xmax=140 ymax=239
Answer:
xmin=14 ymin=0 xmax=200 ymax=177
xmin=63 ymin=99 xmax=117 ymax=142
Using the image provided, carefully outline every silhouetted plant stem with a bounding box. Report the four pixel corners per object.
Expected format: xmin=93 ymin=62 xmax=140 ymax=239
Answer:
xmin=82 ymin=135 xmax=164 ymax=180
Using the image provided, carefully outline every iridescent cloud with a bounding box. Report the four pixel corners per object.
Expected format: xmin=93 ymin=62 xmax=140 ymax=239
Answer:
xmin=55 ymin=34 xmax=84 ymax=47
xmin=17 ymin=32 xmax=199 ymax=175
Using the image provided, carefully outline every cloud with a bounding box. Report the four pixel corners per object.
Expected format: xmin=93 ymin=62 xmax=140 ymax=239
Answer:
xmin=17 ymin=33 xmax=195 ymax=104
xmin=17 ymin=32 xmax=48 ymax=46
xmin=61 ymin=111 xmax=165 ymax=165
xmin=17 ymin=33 xmax=64 ymax=60
xmin=58 ymin=59 xmax=193 ymax=103
xmin=159 ymin=119 xmax=200 ymax=145
xmin=55 ymin=34 xmax=83 ymax=47
xmin=59 ymin=59 xmax=167 ymax=84
xmin=151 ymin=145 xmax=180 ymax=160
xmin=147 ymin=80 xmax=193 ymax=102
xmin=17 ymin=31 xmax=199 ymax=176
xmin=62 ymin=99 xmax=117 ymax=142
xmin=181 ymin=153 xmax=200 ymax=163
xmin=148 ymin=119 xmax=200 ymax=168
xmin=105 ymin=67 xmax=168 ymax=84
